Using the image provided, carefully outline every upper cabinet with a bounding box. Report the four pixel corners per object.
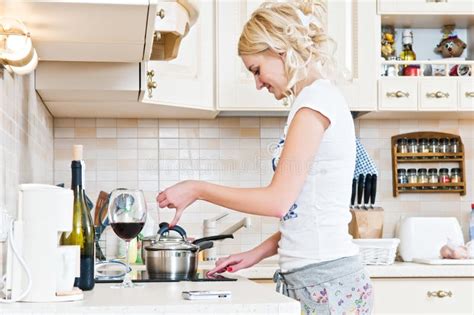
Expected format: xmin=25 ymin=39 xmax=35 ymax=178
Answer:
xmin=376 ymin=0 xmax=474 ymax=114
xmin=4 ymin=0 xmax=196 ymax=62
xmin=216 ymin=0 xmax=379 ymax=112
xmin=142 ymin=0 xmax=216 ymax=113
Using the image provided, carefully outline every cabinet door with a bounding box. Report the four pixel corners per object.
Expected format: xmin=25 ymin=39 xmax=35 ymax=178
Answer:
xmin=378 ymin=0 xmax=474 ymax=14
xmin=327 ymin=0 xmax=379 ymax=111
xmin=142 ymin=0 xmax=215 ymax=111
xmin=419 ymin=79 xmax=458 ymax=111
xmin=459 ymin=79 xmax=474 ymax=111
xmin=372 ymin=278 xmax=474 ymax=314
xmin=216 ymin=0 xmax=288 ymax=111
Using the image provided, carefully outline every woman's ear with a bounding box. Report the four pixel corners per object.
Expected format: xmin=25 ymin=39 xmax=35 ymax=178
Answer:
xmin=278 ymin=52 xmax=286 ymax=60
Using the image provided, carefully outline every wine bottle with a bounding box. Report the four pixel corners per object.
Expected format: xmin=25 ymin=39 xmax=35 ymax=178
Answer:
xmin=60 ymin=145 xmax=95 ymax=291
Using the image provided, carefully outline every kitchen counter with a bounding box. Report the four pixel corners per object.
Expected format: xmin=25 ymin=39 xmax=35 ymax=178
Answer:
xmin=1 ymin=277 xmax=300 ymax=314
xmin=199 ymin=260 xmax=474 ymax=279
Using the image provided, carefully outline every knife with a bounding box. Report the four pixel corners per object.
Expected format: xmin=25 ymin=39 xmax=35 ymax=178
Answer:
xmin=363 ymin=174 xmax=372 ymax=210
xmin=356 ymin=174 xmax=364 ymax=209
xmin=370 ymin=174 xmax=377 ymax=209
xmin=350 ymin=178 xmax=357 ymax=208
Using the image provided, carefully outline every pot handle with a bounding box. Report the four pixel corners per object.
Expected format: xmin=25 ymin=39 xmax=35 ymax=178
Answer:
xmin=197 ymin=241 xmax=214 ymax=251
xmin=192 ymin=234 xmax=234 ymax=245
xmin=157 ymin=223 xmax=187 ymax=239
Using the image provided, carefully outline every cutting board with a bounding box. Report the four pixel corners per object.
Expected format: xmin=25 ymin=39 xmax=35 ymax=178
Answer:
xmin=413 ymin=258 xmax=474 ymax=265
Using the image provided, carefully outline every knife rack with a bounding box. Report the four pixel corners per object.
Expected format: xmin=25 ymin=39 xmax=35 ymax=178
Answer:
xmin=391 ymin=132 xmax=466 ymax=197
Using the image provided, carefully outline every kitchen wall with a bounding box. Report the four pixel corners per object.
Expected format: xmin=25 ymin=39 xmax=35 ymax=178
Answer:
xmin=53 ymin=117 xmax=474 ymax=257
xmin=0 ymin=71 xmax=54 ymax=217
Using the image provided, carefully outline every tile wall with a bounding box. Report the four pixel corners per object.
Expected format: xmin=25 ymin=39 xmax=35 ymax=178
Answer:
xmin=53 ymin=117 xmax=474 ymax=258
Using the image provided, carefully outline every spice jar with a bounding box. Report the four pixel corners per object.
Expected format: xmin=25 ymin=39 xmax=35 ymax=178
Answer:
xmin=428 ymin=168 xmax=438 ymax=190
xmin=449 ymin=138 xmax=460 ymax=153
xmin=417 ymin=168 xmax=428 ymax=189
xmin=397 ymin=138 xmax=408 ymax=154
xmin=407 ymin=168 xmax=418 ymax=189
xmin=439 ymin=168 xmax=451 ymax=189
xmin=450 ymin=168 xmax=462 ymax=189
xmin=398 ymin=168 xmax=408 ymax=189
xmin=418 ymin=138 xmax=429 ymax=154
xmin=407 ymin=139 xmax=417 ymax=159
xmin=439 ymin=138 xmax=450 ymax=154
xmin=428 ymin=138 xmax=439 ymax=157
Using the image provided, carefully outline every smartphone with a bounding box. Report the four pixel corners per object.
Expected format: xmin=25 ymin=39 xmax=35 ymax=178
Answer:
xmin=182 ymin=290 xmax=232 ymax=300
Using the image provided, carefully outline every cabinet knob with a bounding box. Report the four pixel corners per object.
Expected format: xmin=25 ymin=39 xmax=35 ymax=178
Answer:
xmin=386 ymin=91 xmax=409 ymax=98
xmin=146 ymin=70 xmax=157 ymax=98
xmin=157 ymin=9 xmax=165 ymax=19
xmin=427 ymin=290 xmax=452 ymax=298
xmin=426 ymin=91 xmax=449 ymax=99
xmin=465 ymin=92 xmax=474 ymax=98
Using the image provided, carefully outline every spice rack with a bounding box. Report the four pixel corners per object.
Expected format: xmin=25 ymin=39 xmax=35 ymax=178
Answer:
xmin=391 ymin=132 xmax=466 ymax=197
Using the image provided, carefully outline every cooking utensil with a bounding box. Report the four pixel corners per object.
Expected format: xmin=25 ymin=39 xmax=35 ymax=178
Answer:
xmin=363 ymin=174 xmax=372 ymax=210
xmin=144 ymin=224 xmax=233 ymax=279
xmin=370 ymin=174 xmax=377 ymax=209
xmin=350 ymin=178 xmax=356 ymax=208
xmin=356 ymin=174 xmax=364 ymax=209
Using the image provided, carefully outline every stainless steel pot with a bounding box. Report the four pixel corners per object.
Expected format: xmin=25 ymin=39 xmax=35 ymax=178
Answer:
xmin=144 ymin=223 xmax=233 ymax=280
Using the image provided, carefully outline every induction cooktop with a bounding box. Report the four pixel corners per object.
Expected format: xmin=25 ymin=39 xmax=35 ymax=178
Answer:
xmin=95 ymin=269 xmax=237 ymax=283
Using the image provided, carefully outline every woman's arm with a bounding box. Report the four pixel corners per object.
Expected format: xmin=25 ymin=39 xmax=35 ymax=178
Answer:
xmin=158 ymin=108 xmax=329 ymax=226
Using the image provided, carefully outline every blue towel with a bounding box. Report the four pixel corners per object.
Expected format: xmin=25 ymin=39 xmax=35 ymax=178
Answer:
xmin=354 ymin=138 xmax=378 ymax=178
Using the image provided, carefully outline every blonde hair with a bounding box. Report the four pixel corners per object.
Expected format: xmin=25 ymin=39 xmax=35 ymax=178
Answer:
xmin=238 ymin=0 xmax=342 ymax=98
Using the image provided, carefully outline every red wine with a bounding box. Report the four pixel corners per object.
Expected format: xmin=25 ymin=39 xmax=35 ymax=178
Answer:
xmin=111 ymin=222 xmax=145 ymax=240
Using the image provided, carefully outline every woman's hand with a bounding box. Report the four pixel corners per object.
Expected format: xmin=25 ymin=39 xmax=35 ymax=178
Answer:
xmin=156 ymin=180 xmax=200 ymax=226
xmin=206 ymin=250 xmax=261 ymax=276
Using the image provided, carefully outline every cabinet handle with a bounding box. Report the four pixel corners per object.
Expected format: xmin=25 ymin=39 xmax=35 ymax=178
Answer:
xmin=426 ymin=91 xmax=449 ymax=98
xmin=386 ymin=91 xmax=409 ymax=98
xmin=147 ymin=70 xmax=157 ymax=98
xmin=465 ymin=92 xmax=474 ymax=98
xmin=427 ymin=290 xmax=452 ymax=298
xmin=157 ymin=9 xmax=165 ymax=19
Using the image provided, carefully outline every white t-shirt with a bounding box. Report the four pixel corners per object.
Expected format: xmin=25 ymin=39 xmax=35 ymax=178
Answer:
xmin=273 ymin=79 xmax=359 ymax=271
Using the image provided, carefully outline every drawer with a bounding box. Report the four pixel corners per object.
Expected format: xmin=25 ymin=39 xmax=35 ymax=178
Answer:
xmin=379 ymin=79 xmax=418 ymax=111
xmin=378 ymin=0 xmax=474 ymax=14
xmin=419 ymin=79 xmax=457 ymax=111
xmin=372 ymin=278 xmax=474 ymax=314
xmin=459 ymin=79 xmax=474 ymax=111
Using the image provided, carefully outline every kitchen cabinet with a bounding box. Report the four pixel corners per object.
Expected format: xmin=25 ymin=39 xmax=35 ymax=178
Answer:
xmin=378 ymin=0 xmax=474 ymax=14
xmin=216 ymin=0 xmax=379 ymax=112
xmin=372 ymin=278 xmax=474 ymax=314
xmin=143 ymin=0 xmax=216 ymax=113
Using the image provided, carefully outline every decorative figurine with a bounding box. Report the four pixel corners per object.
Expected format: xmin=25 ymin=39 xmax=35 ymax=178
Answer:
xmin=381 ymin=25 xmax=396 ymax=59
xmin=435 ymin=25 xmax=467 ymax=58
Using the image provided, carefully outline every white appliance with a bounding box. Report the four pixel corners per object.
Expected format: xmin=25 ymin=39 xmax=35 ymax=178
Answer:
xmin=397 ymin=216 xmax=474 ymax=265
xmin=5 ymin=184 xmax=82 ymax=302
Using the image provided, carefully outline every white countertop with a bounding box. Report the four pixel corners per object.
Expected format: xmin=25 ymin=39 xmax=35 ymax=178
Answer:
xmin=1 ymin=277 xmax=300 ymax=314
xmin=199 ymin=260 xmax=474 ymax=279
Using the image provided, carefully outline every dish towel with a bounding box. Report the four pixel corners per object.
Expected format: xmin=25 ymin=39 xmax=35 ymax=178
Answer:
xmin=354 ymin=137 xmax=378 ymax=178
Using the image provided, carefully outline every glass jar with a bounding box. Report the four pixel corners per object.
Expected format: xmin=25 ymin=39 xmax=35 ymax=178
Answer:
xmin=407 ymin=139 xmax=417 ymax=159
xmin=398 ymin=168 xmax=408 ymax=187
xmin=428 ymin=138 xmax=439 ymax=159
xmin=428 ymin=168 xmax=438 ymax=190
xmin=439 ymin=138 xmax=450 ymax=154
xmin=449 ymin=138 xmax=460 ymax=153
xmin=407 ymin=168 xmax=418 ymax=189
xmin=450 ymin=168 xmax=462 ymax=189
xmin=397 ymin=138 xmax=408 ymax=154
xmin=439 ymin=168 xmax=451 ymax=189
xmin=417 ymin=168 xmax=428 ymax=189
xmin=418 ymin=138 xmax=429 ymax=154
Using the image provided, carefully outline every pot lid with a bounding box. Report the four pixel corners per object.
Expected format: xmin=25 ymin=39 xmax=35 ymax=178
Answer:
xmin=145 ymin=239 xmax=197 ymax=251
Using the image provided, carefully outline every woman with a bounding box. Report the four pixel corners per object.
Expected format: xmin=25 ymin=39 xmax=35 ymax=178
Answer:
xmin=156 ymin=1 xmax=373 ymax=313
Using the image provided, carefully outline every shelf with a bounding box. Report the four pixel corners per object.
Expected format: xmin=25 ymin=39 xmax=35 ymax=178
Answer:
xmin=396 ymin=152 xmax=464 ymax=162
xmin=381 ymin=60 xmax=474 ymax=65
xmin=398 ymin=189 xmax=465 ymax=194
xmin=398 ymin=183 xmax=465 ymax=188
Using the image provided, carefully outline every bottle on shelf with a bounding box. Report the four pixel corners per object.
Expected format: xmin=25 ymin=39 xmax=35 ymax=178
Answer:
xmin=400 ymin=29 xmax=416 ymax=61
xmin=60 ymin=145 xmax=95 ymax=291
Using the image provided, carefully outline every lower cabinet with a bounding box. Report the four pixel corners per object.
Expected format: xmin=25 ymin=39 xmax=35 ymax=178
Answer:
xmin=253 ymin=278 xmax=474 ymax=314
xmin=372 ymin=278 xmax=473 ymax=314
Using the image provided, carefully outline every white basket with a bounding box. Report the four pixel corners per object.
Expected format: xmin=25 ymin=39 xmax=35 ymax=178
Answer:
xmin=353 ymin=238 xmax=400 ymax=265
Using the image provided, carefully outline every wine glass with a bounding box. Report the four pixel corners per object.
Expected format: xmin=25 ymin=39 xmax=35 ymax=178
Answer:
xmin=108 ymin=189 xmax=147 ymax=288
